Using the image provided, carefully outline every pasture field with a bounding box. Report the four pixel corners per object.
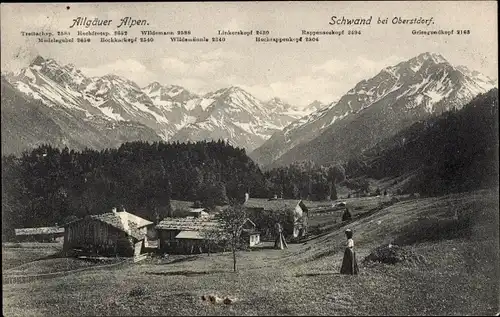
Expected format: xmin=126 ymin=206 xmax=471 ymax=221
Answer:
xmin=2 ymin=189 xmax=499 ymax=316
xmin=2 ymin=242 xmax=62 ymax=271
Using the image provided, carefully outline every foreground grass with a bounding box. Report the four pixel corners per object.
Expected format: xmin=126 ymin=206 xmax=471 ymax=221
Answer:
xmin=3 ymin=189 xmax=499 ymax=316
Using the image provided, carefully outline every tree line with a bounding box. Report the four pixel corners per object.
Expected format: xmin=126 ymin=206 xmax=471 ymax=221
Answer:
xmin=1 ymin=140 xmax=345 ymax=240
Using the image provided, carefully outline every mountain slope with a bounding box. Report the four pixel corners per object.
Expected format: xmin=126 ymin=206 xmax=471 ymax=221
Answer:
xmin=1 ymin=76 xmax=75 ymax=155
xmin=349 ymin=89 xmax=499 ymax=196
xmin=3 ymin=56 xmax=310 ymax=154
xmin=170 ymin=87 xmax=305 ymax=151
xmin=1 ymin=74 xmax=161 ymax=156
xmin=252 ymin=52 xmax=496 ymax=168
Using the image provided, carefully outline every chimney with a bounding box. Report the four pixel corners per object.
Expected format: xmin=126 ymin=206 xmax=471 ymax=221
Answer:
xmin=112 ymin=207 xmax=117 ymax=214
xmin=245 ymin=193 xmax=250 ymax=203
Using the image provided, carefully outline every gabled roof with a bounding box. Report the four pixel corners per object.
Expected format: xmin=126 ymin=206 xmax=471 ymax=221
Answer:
xmin=15 ymin=227 xmax=64 ymax=236
xmin=170 ymin=200 xmax=195 ymax=211
xmin=175 ymin=230 xmax=205 ymax=240
xmin=65 ymin=211 xmax=152 ymax=240
xmin=244 ymin=198 xmax=305 ymax=211
xmin=189 ymin=208 xmax=207 ymax=213
xmin=116 ymin=212 xmax=154 ymax=228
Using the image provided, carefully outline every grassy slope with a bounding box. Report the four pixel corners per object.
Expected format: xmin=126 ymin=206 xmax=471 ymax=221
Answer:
xmin=2 ymin=189 xmax=499 ymax=316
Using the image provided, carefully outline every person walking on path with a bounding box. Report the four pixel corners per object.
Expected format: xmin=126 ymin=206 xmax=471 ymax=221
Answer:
xmin=340 ymin=228 xmax=359 ymax=275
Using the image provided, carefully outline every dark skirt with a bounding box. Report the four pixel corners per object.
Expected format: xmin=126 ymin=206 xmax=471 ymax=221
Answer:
xmin=340 ymin=247 xmax=359 ymax=275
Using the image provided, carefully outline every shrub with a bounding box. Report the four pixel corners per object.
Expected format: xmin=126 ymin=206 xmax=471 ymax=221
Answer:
xmin=363 ymin=244 xmax=426 ymax=265
xmin=129 ymin=286 xmax=148 ymax=297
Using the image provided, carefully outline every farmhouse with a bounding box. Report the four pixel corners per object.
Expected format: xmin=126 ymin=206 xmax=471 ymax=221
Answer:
xmin=63 ymin=208 xmax=154 ymax=257
xmin=14 ymin=226 xmax=65 ymax=242
xmin=156 ymin=217 xmax=260 ymax=254
xmin=244 ymin=198 xmax=309 ymax=238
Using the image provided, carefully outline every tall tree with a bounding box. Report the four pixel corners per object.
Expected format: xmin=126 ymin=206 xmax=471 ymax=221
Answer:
xmin=211 ymin=202 xmax=249 ymax=272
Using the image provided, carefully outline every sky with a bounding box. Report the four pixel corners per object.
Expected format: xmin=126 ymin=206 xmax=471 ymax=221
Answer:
xmin=1 ymin=1 xmax=498 ymax=107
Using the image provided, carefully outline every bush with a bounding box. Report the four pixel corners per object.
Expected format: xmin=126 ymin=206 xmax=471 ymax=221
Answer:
xmin=363 ymin=244 xmax=426 ymax=265
xmin=129 ymin=286 xmax=148 ymax=297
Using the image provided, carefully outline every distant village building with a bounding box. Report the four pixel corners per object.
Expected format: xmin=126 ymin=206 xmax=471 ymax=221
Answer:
xmin=63 ymin=208 xmax=154 ymax=257
xmin=188 ymin=208 xmax=210 ymax=218
xmin=241 ymin=218 xmax=261 ymax=247
xmin=244 ymin=198 xmax=309 ymax=238
xmin=14 ymin=226 xmax=65 ymax=242
xmin=156 ymin=217 xmax=260 ymax=254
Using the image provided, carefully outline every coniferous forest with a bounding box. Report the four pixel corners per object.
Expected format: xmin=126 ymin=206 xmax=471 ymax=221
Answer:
xmin=345 ymin=89 xmax=499 ymax=196
xmin=1 ymin=140 xmax=342 ymax=240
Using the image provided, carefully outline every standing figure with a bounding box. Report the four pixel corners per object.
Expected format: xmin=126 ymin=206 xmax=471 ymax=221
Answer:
xmin=274 ymin=222 xmax=288 ymax=250
xmin=342 ymin=207 xmax=352 ymax=222
xmin=340 ymin=229 xmax=359 ymax=275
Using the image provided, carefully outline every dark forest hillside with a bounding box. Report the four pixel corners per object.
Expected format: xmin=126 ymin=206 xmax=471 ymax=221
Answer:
xmin=345 ymin=89 xmax=499 ymax=196
xmin=1 ymin=140 xmax=267 ymax=240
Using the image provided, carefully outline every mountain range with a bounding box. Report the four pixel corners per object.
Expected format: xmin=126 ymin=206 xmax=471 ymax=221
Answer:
xmin=250 ymin=52 xmax=496 ymax=168
xmin=1 ymin=56 xmax=312 ymax=155
xmin=1 ymin=52 xmax=496 ymax=167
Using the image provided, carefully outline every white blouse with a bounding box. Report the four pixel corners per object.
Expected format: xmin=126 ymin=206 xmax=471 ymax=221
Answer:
xmin=347 ymin=238 xmax=354 ymax=248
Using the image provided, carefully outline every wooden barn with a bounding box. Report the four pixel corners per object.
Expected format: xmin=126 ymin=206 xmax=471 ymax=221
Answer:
xmin=156 ymin=217 xmax=260 ymax=254
xmin=244 ymin=198 xmax=309 ymax=238
xmin=63 ymin=208 xmax=154 ymax=257
xmin=14 ymin=226 xmax=65 ymax=242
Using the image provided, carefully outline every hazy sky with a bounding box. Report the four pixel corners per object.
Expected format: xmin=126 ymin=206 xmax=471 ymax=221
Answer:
xmin=1 ymin=1 xmax=497 ymax=107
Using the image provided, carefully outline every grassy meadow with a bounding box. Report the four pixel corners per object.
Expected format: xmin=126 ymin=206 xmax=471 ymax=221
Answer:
xmin=2 ymin=189 xmax=499 ymax=316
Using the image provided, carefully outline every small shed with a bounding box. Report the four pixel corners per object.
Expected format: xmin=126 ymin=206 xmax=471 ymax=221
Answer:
xmin=241 ymin=219 xmax=261 ymax=247
xmin=14 ymin=226 xmax=65 ymax=242
xmin=63 ymin=208 xmax=154 ymax=257
xmin=244 ymin=198 xmax=309 ymax=238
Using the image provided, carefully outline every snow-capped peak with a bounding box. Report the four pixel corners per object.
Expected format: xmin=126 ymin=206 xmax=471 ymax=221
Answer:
xmin=143 ymin=81 xmax=162 ymax=92
xmin=251 ymin=51 xmax=496 ymax=167
xmin=417 ymin=52 xmax=449 ymax=64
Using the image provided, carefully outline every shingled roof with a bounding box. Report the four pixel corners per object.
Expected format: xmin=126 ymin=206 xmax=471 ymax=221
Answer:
xmin=65 ymin=211 xmax=152 ymax=241
xmin=156 ymin=217 xmax=222 ymax=231
xmin=244 ymin=198 xmax=306 ymax=211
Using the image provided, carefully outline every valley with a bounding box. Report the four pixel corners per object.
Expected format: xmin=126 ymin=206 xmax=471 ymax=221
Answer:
xmin=3 ymin=189 xmax=498 ymax=316
xmin=2 ymin=51 xmax=498 ymax=317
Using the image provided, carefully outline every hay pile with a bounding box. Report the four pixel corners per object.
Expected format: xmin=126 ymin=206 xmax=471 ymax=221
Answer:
xmin=363 ymin=244 xmax=427 ymax=266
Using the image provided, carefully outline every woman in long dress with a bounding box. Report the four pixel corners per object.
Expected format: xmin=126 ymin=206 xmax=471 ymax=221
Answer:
xmin=340 ymin=228 xmax=359 ymax=275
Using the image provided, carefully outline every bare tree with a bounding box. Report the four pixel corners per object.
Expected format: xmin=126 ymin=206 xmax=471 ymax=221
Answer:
xmin=201 ymin=201 xmax=249 ymax=272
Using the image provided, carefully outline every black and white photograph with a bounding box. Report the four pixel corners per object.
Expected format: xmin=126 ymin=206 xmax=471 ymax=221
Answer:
xmin=1 ymin=1 xmax=499 ymax=315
